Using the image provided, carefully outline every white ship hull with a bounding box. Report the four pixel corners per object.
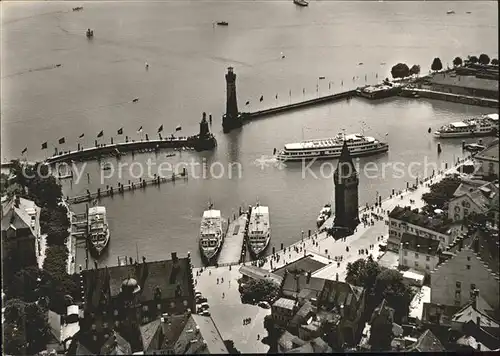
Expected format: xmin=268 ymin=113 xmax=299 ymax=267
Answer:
xmin=199 ymin=208 xmax=225 ymax=265
xmin=434 ymin=128 xmax=497 ymax=138
xmin=247 ymin=205 xmax=271 ymax=259
xmin=277 ymin=143 xmax=388 ymax=162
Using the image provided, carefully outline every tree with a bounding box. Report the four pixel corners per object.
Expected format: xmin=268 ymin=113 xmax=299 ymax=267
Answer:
xmin=478 ymin=53 xmax=490 ymax=65
xmin=453 ymin=56 xmax=463 ymax=67
xmin=468 ymin=55 xmax=479 ymax=64
xmin=390 ymin=63 xmax=410 ymax=79
xmin=491 ymin=58 xmax=499 ymax=66
xmin=431 ymin=57 xmax=443 ymax=71
xmin=3 ymin=299 xmax=51 ymax=355
xmin=373 ymin=269 xmax=413 ymax=323
xmin=224 ymin=340 xmax=241 ymax=354
xmin=346 ymin=256 xmax=382 ymax=293
xmin=409 ymin=64 xmax=421 ymax=76
xmin=239 ymin=278 xmax=280 ymax=304
xmin=263 ymin=314 xmax=280 ymax=353
xmin=421 ymin=176 xmax=461 ymax=209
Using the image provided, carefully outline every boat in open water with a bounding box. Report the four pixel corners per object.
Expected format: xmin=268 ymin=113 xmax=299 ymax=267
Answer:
xmin=88 ymin=206 xmax=110 ymax=256
xmin=434 ymin=113 xmax=498 ymax=138
xmin=294 ymin=0 xmax=309 ymax=7
xmin=199 ymin=205 xmax=225 ymax=264
xmin=276 ymin=132 xmax=388 ymax=162
xmin=247 ymin=204 xmax=271 ymax=258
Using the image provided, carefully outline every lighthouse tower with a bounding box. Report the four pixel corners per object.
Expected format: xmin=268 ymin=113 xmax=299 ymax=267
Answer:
xmin=333 ymin=140 xmax=360 ymax=234
xmin=222 ymin=67 xmax=243 ymax=133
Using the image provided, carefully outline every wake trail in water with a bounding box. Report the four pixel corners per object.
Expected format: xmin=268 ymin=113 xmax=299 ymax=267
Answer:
xmin=3 ymin=9 xmax=70 ymax=25
xmin=2 ymin=64 xmax=63 ymax=79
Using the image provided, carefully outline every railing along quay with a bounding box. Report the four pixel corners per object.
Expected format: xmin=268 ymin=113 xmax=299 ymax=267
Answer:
xmin=243 ymin=90 xmax=357 ymax=120
xmin=66 ymin=170 xmax=187 ymax=205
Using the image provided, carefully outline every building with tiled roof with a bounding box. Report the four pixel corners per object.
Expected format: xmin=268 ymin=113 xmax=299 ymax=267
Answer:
xmin=277 ymin=330 xmax=306 ymax=352
xmin=449 ymin=180 xmax=498 ymax=223
xmin=399 ymin=233 xmax=440 ymax=274
xmin=430 ymin=239 xmax=499 ymax=311
xmin=1 ymin=196 xmax=37 ymax=270
xmin=76 ymin=252 xmax=196 ymax=353
xmin=272 ymin=255 xmax=327 ymax=277
xmin=388 ymin=206 xmax=453 ymax=252
xmin=281 ymin=270 xmax=326 ymax=302
xmin=238 ymin=265 xmax=283 ymax=285
xmin=405 ymin=329 xmax=445 ymax=352
xmin=288 ymin=336 xmax=332 ymax=353
xmin=473 ymin=139 xmax=499 ymax=179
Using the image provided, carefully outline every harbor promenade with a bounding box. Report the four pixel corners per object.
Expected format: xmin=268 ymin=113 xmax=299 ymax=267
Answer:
xmin=192 ymin=156 xmax=470 ymax=353
xmin=217 ymin=214 xmax=248 ymax=266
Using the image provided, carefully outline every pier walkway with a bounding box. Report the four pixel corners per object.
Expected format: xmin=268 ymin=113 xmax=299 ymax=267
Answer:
xmin=67 ymin=171 xmax=187 ymax=205
xmin=217 ymin=214 xmax=248 ymax=266
xmin=401 ymin=88 xmax=499 ymax=108
xmin=243 ymin=90 xmax=356 ymax=120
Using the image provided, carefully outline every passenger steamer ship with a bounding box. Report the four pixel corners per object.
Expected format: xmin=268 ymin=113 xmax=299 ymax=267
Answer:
xmin=199 ymin=205 xmax=225 ymax=264
xmin=88 ymin=206 xmax=110 ymax=256
xmin=276 ymin=132 xmax=388 ymax=162
xmin=434 ymin=113 xmax=498 ymax=138
xmin=247 ymin=204 xmax=271 ymax=258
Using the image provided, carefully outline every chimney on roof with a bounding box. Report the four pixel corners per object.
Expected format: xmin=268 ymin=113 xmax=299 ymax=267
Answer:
xmin=142 ymin=256 xmax=146 ymax=263
xmin=14 ymin=196 xmax=20 ymax=208
xmin=473 ymin=289 xmax=479 ymax=310
xmin=306 ymin=271 xmax=311 ymax=284
xmin=171 ymin=252 xmax=178 ymax=262
xmin=477 ymin=343 xmax=481 ymax=351
xmin=473 ymin=238 xmax=479 ymax=253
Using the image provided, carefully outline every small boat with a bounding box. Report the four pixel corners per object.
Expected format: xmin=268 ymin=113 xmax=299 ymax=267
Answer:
xmin=101 ymin=164 xmax=112 ymax=171
xmin=294 ymin=0 xmax=309 ymax=7
xmin=358 ymin=62 xmax=364 ymax=65
xmin=319 ymin=76 xmax=326 ymax=80
xmin=132 ymin=98 xmax=139 ymax=103
xmin=86 ymin=29 xmax=94 ymax=38
xmin=73 ymin=7 xmax=83 ymax=11
xmin=447 ymin=10 xmax=455 ymax=14
xmin=165 ymin=153 xmax=176 ymax=158
xmin=88 ymin=206 xmax=110 ymax=257
xmin=316 ymin=204 xmax=332 ymax=228
xmin=216 ymin=21 xmax=228 ymax=26
xmin=466 ymin=11 xmax=471 ymax=14
xmin=247 ymin=203 xmax=271 ymax=258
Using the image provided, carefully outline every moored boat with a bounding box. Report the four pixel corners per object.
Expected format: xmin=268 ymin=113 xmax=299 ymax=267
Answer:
xmin=199 ymin=205 xmax=225 ymax=264
xmin=216 ymin=21 xmax=228 ymax=26
xmin=434 ymin=114 xmax=498 ymax=138
xmin=247 ymin=204 xmax=271 ymax=258
xmin=276 ymin=132 xmax=389 ymax=162
xmin=88 ymin=206 xmax=110 ymax=256
xmin=464 ymin=143 xmax=486 ymax=153
xmin=294 ymin=0 xmax=309 ymax=7
xmin=316 ymin=204 xmax=332 ymax=228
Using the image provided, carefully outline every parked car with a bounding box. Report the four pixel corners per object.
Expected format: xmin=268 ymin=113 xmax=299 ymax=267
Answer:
xmin=199 ymin=302 xmax=209 ymax=310
xmin=196 ymin=296 xmax=207 ymax=304
xmin=257 ymin=301 xmax=271 ymax=309
xmin=200 ymin=310 xmax=211 ymax=317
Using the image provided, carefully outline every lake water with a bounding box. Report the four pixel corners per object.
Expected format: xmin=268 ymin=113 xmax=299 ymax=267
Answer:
xmin=2 ymin=1 xmax=498 ymax=267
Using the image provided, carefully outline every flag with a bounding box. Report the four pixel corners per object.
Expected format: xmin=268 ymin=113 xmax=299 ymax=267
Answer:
xmin=117 ymin=128 xmax=123 ymax=135
xmin=59 ymin=137 xmax=65 ymax=144
xmin=97 ymin=130 xmax=104 ymax=138
xmin=175 ymin=125 xmax=182 ymax=132
xmin=79 ymin=133 xmax=85 ymax=138
xmin=158 ymin=125 xmax=163 ymax=133
xmin=137 ymin=126 xmax=143 ymax=133
xmin=21 ymin=147 xmax=27 ymax=155
xmin=41 ymin=142 xmax=48 ymax=150
xmin=289 ymin=90 xmax=291 ymax=96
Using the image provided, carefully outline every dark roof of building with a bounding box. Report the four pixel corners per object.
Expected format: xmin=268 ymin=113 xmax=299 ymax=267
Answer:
xmin=278 ymin=331 xmax=306 ymax=351
xmin=272 ymin=256 xmax=327 ymax=277
xmin=281 ymin=272 xmax=325 ymax=299
xmin=83 ymin=255 xmax=194 ymax=310
xmin=471 ymin=230 xmax=499 ymax=279
xmin=290 ymin=300 xmax=316 ymax=326
xmin=401 ymin=233 xmax=440 ymax=256
xmin=321 ymin=279 xmax=364 ymax=308
xmin=99 ymin=332 xmax=132 ymax=355
xmin=475 ymin=140 xmax=499 ymax=162
xmin=406 ymin=329 xmax=445 ymax=352
xmin=389 ymin=206 xmax=452 ymax=234
xmin=370 ymin=298 xmax=394 ymax=325
xmin=140 ymin=318 xmax=162 ymax=352
xmin=289 ymin=337 xmax=332 ymax=353
xmin=159 ymin=314 xmax=191 ymax=351
xmin=452 ymin=301 xmax=500 ymax=329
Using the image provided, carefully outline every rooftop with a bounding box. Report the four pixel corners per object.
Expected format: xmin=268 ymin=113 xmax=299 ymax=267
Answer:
xmin=401 ymin=233 xmax=440 ymax=255
xmin=452 ymin=302 xmax=500 ymax=329
xmin=406 ymin=329 xmax=445 ymax=352
xmin=475 ymin=139 xmax=499 ymax=162
xmin=273 ymin=255 xmax=327 ymax=277
xmin=281 ymin=272 xmax=326 ymax=299
xmin=389 ymin=206 xmax=452 ymax=234
xmin=273 ymin=297 xmax=296 ymax=311
xmin=239 ymin=265 xmax=282 ymax=285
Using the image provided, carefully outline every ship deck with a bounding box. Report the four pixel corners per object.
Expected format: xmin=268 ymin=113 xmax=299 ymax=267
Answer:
xmin=217 ymin=214 xmax=247 ymax=266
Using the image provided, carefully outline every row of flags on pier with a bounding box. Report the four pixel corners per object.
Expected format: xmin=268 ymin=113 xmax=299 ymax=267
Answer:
xmin=34 ymin=124 xmax=183 ymax=152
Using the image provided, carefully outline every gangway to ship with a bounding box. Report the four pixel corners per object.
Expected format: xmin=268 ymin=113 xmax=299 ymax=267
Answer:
xmin=217 ymin=214 xmax=248 ymax=266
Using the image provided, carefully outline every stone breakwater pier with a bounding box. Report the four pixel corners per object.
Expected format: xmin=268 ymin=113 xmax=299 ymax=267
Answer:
xmin=45 ymin=115 xmax=216 ymax=165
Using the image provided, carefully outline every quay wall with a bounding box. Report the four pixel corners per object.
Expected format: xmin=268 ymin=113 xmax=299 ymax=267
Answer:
xmin=243 ymin=90 xmax=356 ymax=120
xmin=46 ymin=135 xmax=216 ymax=165
xmin=401 ymin=88 xmax=499 ymax=108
